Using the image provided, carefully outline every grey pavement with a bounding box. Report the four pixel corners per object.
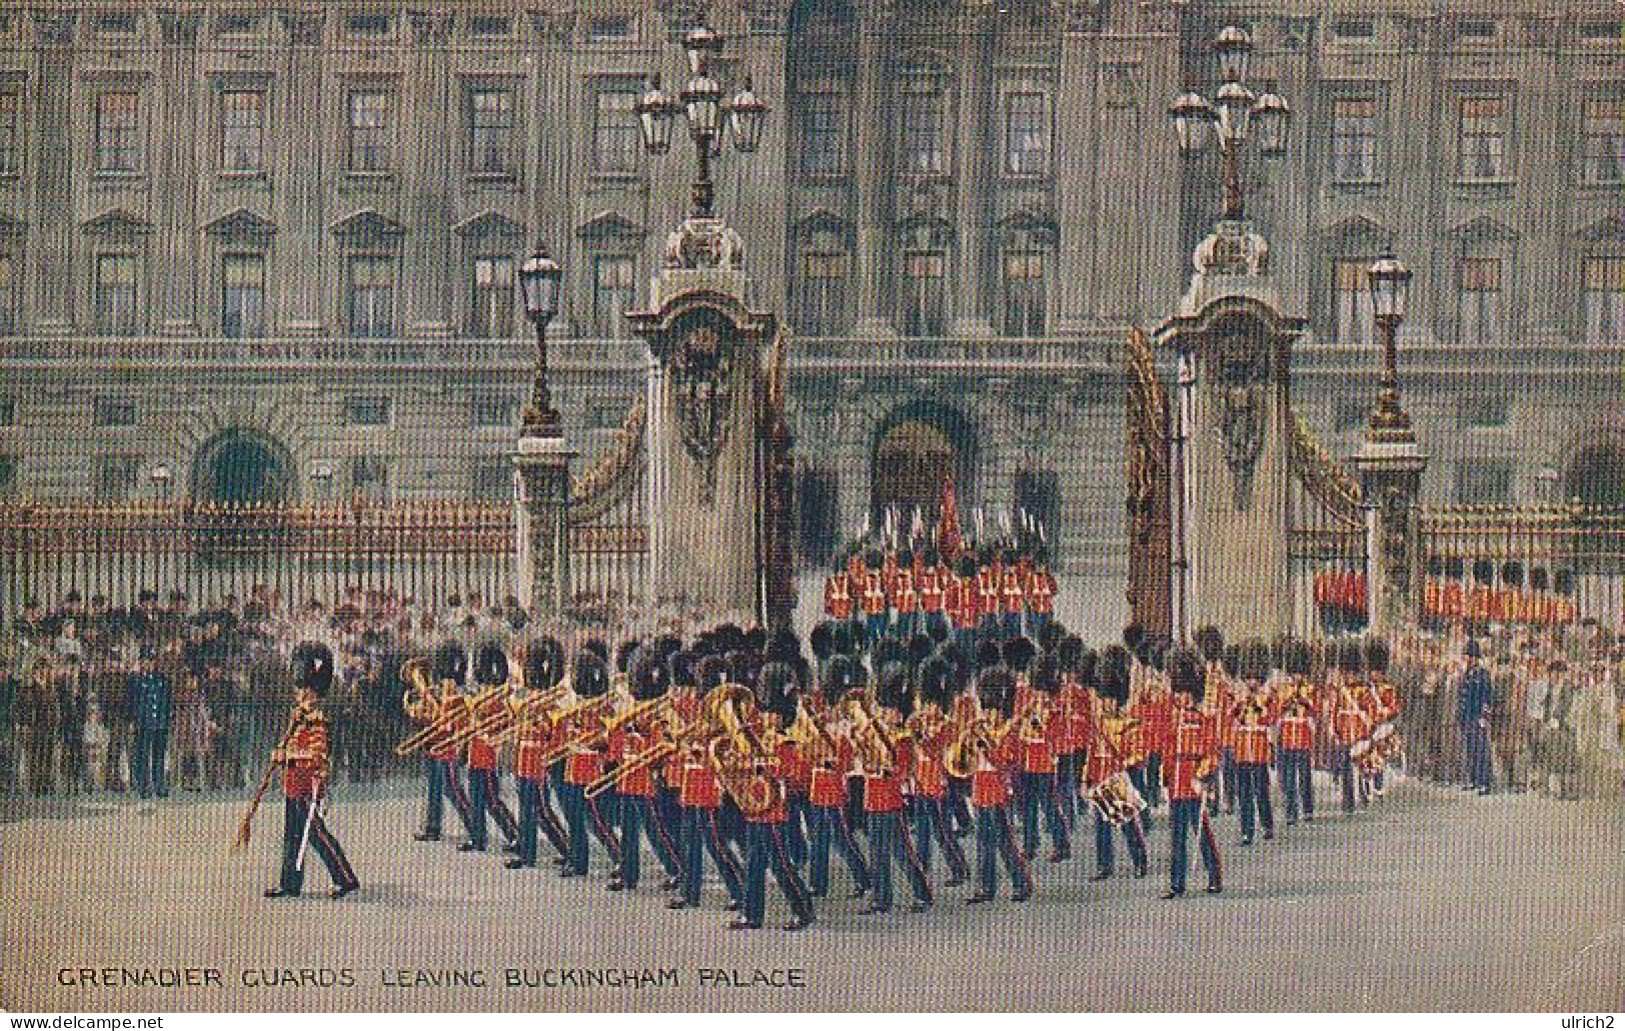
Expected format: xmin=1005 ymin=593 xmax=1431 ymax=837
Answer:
xmin=2 ymin=775 xmax=1621 ymax=1012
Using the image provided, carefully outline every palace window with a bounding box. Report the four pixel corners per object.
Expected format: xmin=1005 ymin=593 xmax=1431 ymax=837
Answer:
xmin=347 ymin=255 xmax=395 ymax=338
xmin=1581 ymin=98 xmax=1625 ymax=186
xmin=345 ymin=14 xmax=392 ymax=38
xmin=468 ymin=88 xmax=514 ymax=176
xmin=469 ymin=16 xmax=511 ymax=38
xmin=95 ymin=13 xmax=138 ymax=38
xmin=472 ymin=394 xmax=516 ymax=429
xmin=0 ymin=251 xmax=16 ymax=335
xmin=94 ymin=253 xmax=139 ymax=335
xmin=0 ymin=92 xmax=18 ymax=176
xmin=221 ymin=253 xmax=266 ymax=339
xmin=472 ymin=460 xmax=512 ymax=503
xmin=1455 ymin=459 xmax=1513 ymax=505
xmin=588 ymin=17 xmax=634 ymax=42
xmin=220 ymin=90 xmax=265 ymax=174
xmin=593 ymin=86 xmax=640 ymax=175
xmin=95 ymin=92 xmax=140 ymax=173
xmin=796 ymin=233 xmax=849 ymax=336
xmin=0 ymin=398 xmax=13 ymax=426
xmin=216 ymin=13 xmax=260 ymax=37
xmin=343 ymin=395 xmax=391 ymax=427
xmin=1002 ymin=250 xmax=1046 ymax=337
xmin=592 ymin=256 xmax=636 ymax=339
xmin=1456 ymin=256 xmax=1503 ymax=347
xmin=348 ymin=456 xmax=391 ymax=503
xmin=0 ymin=456 xmax=15 ymax=498
xmin=348 ymin=91 xmax=391 ymax=173
xmin=1330 ymin=97 xmax=1379 ymax=183
xmin=1003 ymin=92 xmax=1050 ymax=177
xmin=799 ymin=87 xmax=845 ymax=177
xmin=1458 ymin=96 xmax=1506 ymax=180
xmin=92 ymin=397 xmax=137 ymax=427
xmin=899 ymin=250 xmax=947 ymax=336
xmin=900 ymin=88 xmax=946 ymax=175
xmin=1333 ymin=258 xmax=1375 ymax=347
xmin=470 ymin=255 xmax=515 ymax=339
xmin=1584 ymin=256 xmax=1625 ymax=346
xmin=797 ymin=466 xmax=839 ymax=564
xmin=91 ymin=455 xmax=141 ymax=501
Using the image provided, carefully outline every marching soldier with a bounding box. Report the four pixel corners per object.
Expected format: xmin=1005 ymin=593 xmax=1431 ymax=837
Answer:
xmin=412 ymin=642 xmax=476 ymax=844
xmin=860 ymin=663 xmax=933 ymax=914
xmin=1010 ymin=643 xmax=1070 ymax=862
xmin=507 ymin=638 xmax=571 ymax=869
xmin=668 ymin=655 xmax=745 ymax=911
xmin=734 ymin=662 xmax=815 ymax=931
xmin=1232 ymin=640 xmax=1276 ymax=846
xmin=805 ymin=655 xmax=870 ymax=899
xmin=910 ymin=656 xmax=969 ymax=887
xmin=559 ymin=647 xmax=621 ymax=877
xmin=1195 ymin=626 xmax=1232 ymax=815
xmin=1087 ymin=646 xmax=1149 ymax=881
xmin=606 ymin=646 xmax=683 ymax=892
xmin=463 ymin=641 xmax=519 ymax=853
xmin=964 ymin=667 xmax=1033 ymax=904
xmin=1163 ymin=646 xmax=1222 ymax=900
xmin=919 ymin=548 xmax=948 ymax=640
xmin=1331 ymin=640 xmax=1373 ymax=813
xmin=264 ymin=642 xmax=359 ymax=900
xmin=1276 ymin=639 xmax=1317 ymax=825
xmin=824 ymin=562 xmax=854 ymax=623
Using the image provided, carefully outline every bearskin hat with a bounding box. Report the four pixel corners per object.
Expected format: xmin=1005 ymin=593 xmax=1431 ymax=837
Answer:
xmin=292 ymin=641 xmax=334 ymax=697
xmin=581 ymin=637 xmax=610 ymax=666
xmin=1195 ymin=625 xmax=1226 ymax=665
xmin=1097 ymin=646 xmax=1131 ymax=706
xmin=615 ymin=639 xmax=641 ymax=675
xmin=809 ymin=621 xmax=836 ymax=663
xmin=1036 ymin=620 xmax=1065 ymax=656
xmin=1123 ymin=623 xmax=1146 ymax=652
xmin=877 ymin=662 xmax=913 ymax=717
xmin=755 ymin=661 xmax=799 ymax=725
xmin=767 ymin=628 xmax=802 ymax=665
xmin=1031 ymin=653 xmax=1061 ymax=695
xmin=1056 ymin=633 xmax=1084 ymax=676
xmin=1003 ymin=636 xmax=1037 ymax=674
xmin=906 ymin=633 xmax=935 ymax=668
xmin=1221 ymin=643 xmax=1243 ymax=678
xmin=976 ymin=667 xmax=1017 ymax=719
xmin=1240 ymin=638 xmax=1273 ymax=682
xmin=1337 ymin=638 xmax=1366 ymax=673
xmin=976 ymin=639 xmax=1004 ymax=673
xmin=873 ymin=636 xmax=908 ymax=672
xmin=1364 ymin=636 xmax=1391 ymax=675
xmin=1283 ymin=637 xmax=1312 ymax=678
xmin=1168 ymin=645 xmax=1206 ymax=704
xmin=697 ymin=654 xmax=731 ymax=690
xmin=917 ymin=655 xmax=952 ymax=709
xmin=524 ymin=636 xmax=566 ymax=690
xmin=572 ymin=649 xmax=609 ymax=698
xmin=669 ymin=649 xmax=700 ymax=690
xmin=630 ymin=646 xmax=671 ymax=701
xmin=473 ymin=641 xmax=510 ymax=687
xmin=433 ymin=641 xmax=468 ymax=686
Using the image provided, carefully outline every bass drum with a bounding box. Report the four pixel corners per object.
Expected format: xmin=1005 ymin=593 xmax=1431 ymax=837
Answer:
xmin=1086 ymin=772 xmax=1147 ymax=827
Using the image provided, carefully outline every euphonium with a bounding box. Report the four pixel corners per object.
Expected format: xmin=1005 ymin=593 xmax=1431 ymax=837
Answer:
xmin=703 ymin=684 xmax=782 ymax=819
xmin=399 ymin=656 xmax=435 ymax=721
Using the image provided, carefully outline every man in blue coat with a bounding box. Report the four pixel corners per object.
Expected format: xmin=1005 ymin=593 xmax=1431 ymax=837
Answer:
xmin=125 ymin=647 xmax=174 ymax=800
xmin=1458 ymin=638 xmax=1495 ymax=795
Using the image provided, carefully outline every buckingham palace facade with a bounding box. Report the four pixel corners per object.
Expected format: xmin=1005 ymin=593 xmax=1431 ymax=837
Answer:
xmin=0 ymin=0 xmax=1622 ymax=625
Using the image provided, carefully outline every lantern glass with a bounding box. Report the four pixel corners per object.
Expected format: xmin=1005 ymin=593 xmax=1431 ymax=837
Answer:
xmin=1367 ymin=252 xmax=1411 ymax=321
xmin=635 ymin=78 xmax=676 ymax=155
xmin=1217 ymin=81 xmax=1254 ymax=140
xmin=684 ymin=75 xmax=722 ymax=137
xmin=684 ymin=26 xmax=721 ymax=75
xmin=1214 ymin=25 xmax=1253 ymax=82
xmin=1253 ymin=92 xmax=1290 ymax=156
xmin=518 ymin=246 xmax=562 ymax=322
xmin=1170 ymin=92 xmax=1215 ymax=155
xmin=727 ymin=78 xmax=767 ymax=153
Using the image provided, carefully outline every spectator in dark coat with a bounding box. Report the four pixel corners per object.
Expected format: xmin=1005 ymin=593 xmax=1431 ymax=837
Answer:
xmin=125 ymin=649 xmax=175 ymax=800
xmin=1458 ymin=639 xmax=1495 ymax=795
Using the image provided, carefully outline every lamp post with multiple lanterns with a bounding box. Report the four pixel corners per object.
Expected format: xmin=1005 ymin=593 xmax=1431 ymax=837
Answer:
xmin=1169 ymin=26 xmax=1291 ymax=222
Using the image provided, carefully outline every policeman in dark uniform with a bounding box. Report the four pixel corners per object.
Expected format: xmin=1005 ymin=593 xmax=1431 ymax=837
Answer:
xmin=265 ymin=642 xmax=359 ymax=900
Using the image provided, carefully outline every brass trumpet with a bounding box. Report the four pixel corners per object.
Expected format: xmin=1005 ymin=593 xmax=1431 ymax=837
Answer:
xmin=843 ymin=689 xmax=906 ymax=772
xmin=395 ymin=680 xmax=502 ymax=757
xmin=443 ymin=686 xmax=519 ymax=750
xmin=489 ymin=683 xmax=572 ymax=746
xmin=532 ymin=693 xmax=619 ymax=767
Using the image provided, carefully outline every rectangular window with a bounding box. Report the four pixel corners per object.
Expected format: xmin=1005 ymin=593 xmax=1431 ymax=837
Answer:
xmin=469 ymin=16 xmax=511 ymax=37
xmin=1333 ymin=258 xmax=1375 ymax=347
xmin=1013 ymin=468 xmax=1061 ymax=553
xmin=1581 ymin=21 xmax=1623 ymax=44
xmin=1002 ymin=251 xmax=1046 ymax=337
xmin=216 ymin=13 xmax=260 ymax=36
xmin=1582 ymin=98 xmax=1625 ymax=185
xmin=900 ymin=251 xmax=947 ymax=336
xmin=1584 ymin=256 xmax=1625 ymax=347
xmin=1459 ymin=393 xmax=1511 ymax=428
xmin=469 ymin=88 xmax=514 ymax=176
xmin=470 ymin=255 xmax=515 ymax=339
xmin=349 ymin=456 xmax=390 ymax=502
xmin=95 ymin=14 xmax=138 ymax=37
xmin=92 ymin=397 xmax=137 ymax=427
xmin=901 ymin=90 xmax=946 ymax=174
xmin=0 ymin=251 xmax=16 ymax=335
xmin=347 ymin=255 xmax=395 ymax=338
xmin=92 ymin=455 xmax=141 ymax=500
xmin=94 ymin=253 xmax=138 ymax=335
xmin=799 ymin=89 xmax=845 ymax=177
xmin=797 ymin=466 xmax=839 ymax=564
xmin=592 ymin=256 xmax=636 ymax=339
xmin=0 ymin=398 xmax=14 ymax=426
xmin=1331 ymin=19 xmax=1375 ymax=40
xmin=221 ymin=253 xmax=265 ymax=339
xmin=1332 ymin=397 xmax=1368 ymax=432
xmin=593 ymin=87 xmax=640 ymax=174
xmin=797 ymin=247 xmax=849 ymax=336
xmin=1455 ymin=460 xmax=1513 ymax=505
xmin=96 ymin=92 xmax=140 ymax=173
xmin=588 ymin=17 xmax=634 ymax=41
xmin=472 ymin=460 xmax=512 ymax=503
xmin=345 ymin=14 xmax=391 ymax=38
xmin=1458 ymin=96 xmax=1506 ymax=180
xmin=1003 ymin=92 xmax=1050 ymax=176
xmin=1457 ymin=256 xmax=1503 ymax=347
xmin=1330 ymin=97 xmax=1379 ymax=183
xmin=220 ymin=91 xmax=264 ymax=173
xmin=472 ymin=394 xmax=515 ymax=428
xmin=0 ymin=455 xmax=15 ymax=498
xmin=0 ymin=92 xmax=18 ymax=175
xmin=343 ymin=395 xmax=391 ymax=427
xmin=348 ymin=91 xmax=391 ymax=173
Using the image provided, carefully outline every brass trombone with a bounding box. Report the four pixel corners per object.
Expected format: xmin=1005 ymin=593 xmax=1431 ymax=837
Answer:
xmin=532 ymin=693 xmax=619 ymax=767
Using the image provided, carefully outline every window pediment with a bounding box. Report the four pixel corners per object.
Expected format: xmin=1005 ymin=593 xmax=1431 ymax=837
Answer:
xmin=330 ymin=208 xmax=407 ymax=242
xmin=576 ymin=209 xmax=644 ymax=243
xmin=1447 ymin=214 xmax=1518 ymax=246
xmin=81 ymin=208 xmax=153 ymax=237
xmin=453 ymin=210 xmax=526 ymax=242
xmin=203 ymin=207 xmax=276 ymax=240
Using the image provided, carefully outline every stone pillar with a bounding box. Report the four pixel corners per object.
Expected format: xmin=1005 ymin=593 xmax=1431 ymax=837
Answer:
xmin=278 ymin=11 xmax=325 ymax=336
xmin=514 ymin=436 xmax=576 ymax=620
xmin=1053 ymin=8 xmax=1096 ymax=335
xmin=738 ymin=2 xmax=789 ymax=316
xmin=404 ymin=13 xmax=453 ymax=338
xmin=851 ymin=3 xmax=891 ymax=337
xmin=29 ymin=11 xmax=74 ymax=336
xmin=951 ymin=11 xmax=992 ymax=337
xmin=1352 ymin=442 xmax=1426 ymax=637
xmin=155 ymin=11 xmax=200 ymax=335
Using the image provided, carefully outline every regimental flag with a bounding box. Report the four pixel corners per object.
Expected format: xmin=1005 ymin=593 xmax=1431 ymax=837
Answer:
xmin=939 ymin=473 xmax=964 ymax=563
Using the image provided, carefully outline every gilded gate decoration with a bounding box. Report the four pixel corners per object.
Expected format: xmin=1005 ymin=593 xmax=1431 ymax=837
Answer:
xmin=1286 ymin=411 xmax=1369 ymax=636
xmin=1125 ymin=326 xmax=1173 ymax=639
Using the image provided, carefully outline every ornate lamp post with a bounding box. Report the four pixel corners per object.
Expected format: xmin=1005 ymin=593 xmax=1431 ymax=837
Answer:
xmin=634 ymin=27 xmax=768 ymax=220
xmin=1169 ymin=26 xmax=1291 ymax=221
xmin=309 ymin=463 xmax=335 ymax=504
xmin=1366 ymin=251 xmax=1415 ymax=443
xmin=517 ymin=244 xmax=564 ymax=437
xmin=149 ymin=463 xmax=173 ymax=504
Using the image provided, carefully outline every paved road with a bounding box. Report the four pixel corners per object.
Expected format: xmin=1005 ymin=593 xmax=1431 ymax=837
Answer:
xmin=3 ymin=776 xmax=1621 ymax=1012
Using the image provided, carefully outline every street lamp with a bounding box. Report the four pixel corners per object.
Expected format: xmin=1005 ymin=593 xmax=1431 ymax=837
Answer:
xmin=1169 ymin=25 xmax=1291 ymax=220
xmin=518 ymin=244 xmax=564 ymax=437
xmin=634 ymin=26 xmax=768 ymax=220
xmin=149 ymin=463 xmax=172 ymax=503
xmin=1366 ymin=250 xmax=1415 ymax=442
xmin=310 ymin=462 xmax=335 ymax=503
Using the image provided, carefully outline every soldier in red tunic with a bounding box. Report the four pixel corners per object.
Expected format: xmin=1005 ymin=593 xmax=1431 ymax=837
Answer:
xmin=1086 ymin=646 xmax=1150 ymax=881
xmin=507 ymin=638 xmax=570 ymax=869
xmin=910 ymin=655 xmax=969 ymax=888
xmin=918 ymin=547 xmax=948 ymax=640
xmin=667 ymin=655 xmax=745 ymax=911
xmin=734 ymin=663 xmax=815 ymax=931
xmin=949 ymin=556 xmax=982 ymax=648
xmin=965 ymin=667 xmax=1033 ymax=904
xmin=1231 ymin=639 xmax=1277 ymax=846
xmin=559 ymin=647 xmax=622 ymax=877
xmin=1008 ymin=639 xmax=1070 ymax=862
xmin=605 ymin=644 xmax=683 ymax=892
xmin=265 ymin=642 xmax=359 ymax=900
xmin=805 ymin=655 xmax=870 ymax=899
xmin=1331 ymin=640 xmax=1373 ymax=813
xmin=1276 ymin=638 xmax=1317 ymax=825
xmin=860 ymin=664 xmax=933 ymax=914
xmin=1162 ymin=646 xmax=1222 ymax=899
xmin=463 ymin=642 xmax=519 ymax=854
xmin=412 ymin=642 xmax=477 ymax=844
xmin=824 ymin=563 xmax=854 ymax=622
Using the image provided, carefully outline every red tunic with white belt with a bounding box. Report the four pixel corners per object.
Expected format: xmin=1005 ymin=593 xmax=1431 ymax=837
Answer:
xmin=1164 ymin=703 xmax=1217 ymax=803
xmin=282 ymin=701 xmax=329 ymax=799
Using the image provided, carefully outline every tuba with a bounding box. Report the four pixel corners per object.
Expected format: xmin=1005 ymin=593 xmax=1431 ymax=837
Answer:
xmin=704 ymin=684 xmax=783 ymax=820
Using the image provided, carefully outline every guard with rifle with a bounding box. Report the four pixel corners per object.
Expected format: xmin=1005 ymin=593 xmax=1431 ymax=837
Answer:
xmin=263 ymin=642 xmax=359 ymax=900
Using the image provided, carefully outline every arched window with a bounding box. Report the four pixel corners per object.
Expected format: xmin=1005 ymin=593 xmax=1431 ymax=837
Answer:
xmin=795 ymin=225 xmax=851 ymax=336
